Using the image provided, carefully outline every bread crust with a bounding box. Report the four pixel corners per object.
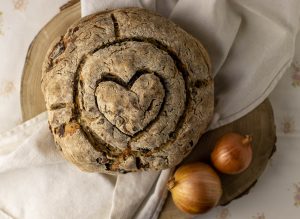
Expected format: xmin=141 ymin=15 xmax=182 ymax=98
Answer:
xmin=41 ymin=8 xmax=213 ymax=173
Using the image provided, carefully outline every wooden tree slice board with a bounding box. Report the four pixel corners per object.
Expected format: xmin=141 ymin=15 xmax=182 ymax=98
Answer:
xmin=21 ymin=1 xmax=81 ymax=119
xmin=20 ymin=2 xmax=276 ymax=218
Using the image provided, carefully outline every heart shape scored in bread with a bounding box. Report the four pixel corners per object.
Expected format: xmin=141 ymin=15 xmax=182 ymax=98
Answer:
xmin=95 ymin=73 xmax=165 ymax=136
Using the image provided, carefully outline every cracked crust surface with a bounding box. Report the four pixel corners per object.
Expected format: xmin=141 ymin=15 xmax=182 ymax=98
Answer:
xmin=41 ymin=8 xmax=214 ymax=174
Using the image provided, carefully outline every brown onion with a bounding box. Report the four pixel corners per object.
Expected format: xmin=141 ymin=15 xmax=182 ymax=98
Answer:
xmin=211 ymin=132 xmax=253 ymax=175
xmin=167 ymin=162 xmax=222 ymax=215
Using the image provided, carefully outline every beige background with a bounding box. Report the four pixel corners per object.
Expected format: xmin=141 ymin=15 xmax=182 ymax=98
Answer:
xmin=0 ymin=1 xmax=300 ymax=219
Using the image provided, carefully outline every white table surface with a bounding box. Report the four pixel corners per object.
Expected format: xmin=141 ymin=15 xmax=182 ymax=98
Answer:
xmin=0 ymin=1 xmax=299 ymax=219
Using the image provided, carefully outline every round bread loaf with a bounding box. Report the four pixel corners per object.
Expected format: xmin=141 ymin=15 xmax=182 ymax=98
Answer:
xmin=41 ymin=8 xmax=213 ymax=174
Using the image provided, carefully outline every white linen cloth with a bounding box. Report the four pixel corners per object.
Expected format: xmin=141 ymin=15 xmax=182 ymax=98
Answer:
xmin=0 ymin=0 xmax=300 ymax=218
xmin=0 ymin=111 xmax=169 ymax=219
xmin=82 ymin=0 xmax=300 ymax=129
